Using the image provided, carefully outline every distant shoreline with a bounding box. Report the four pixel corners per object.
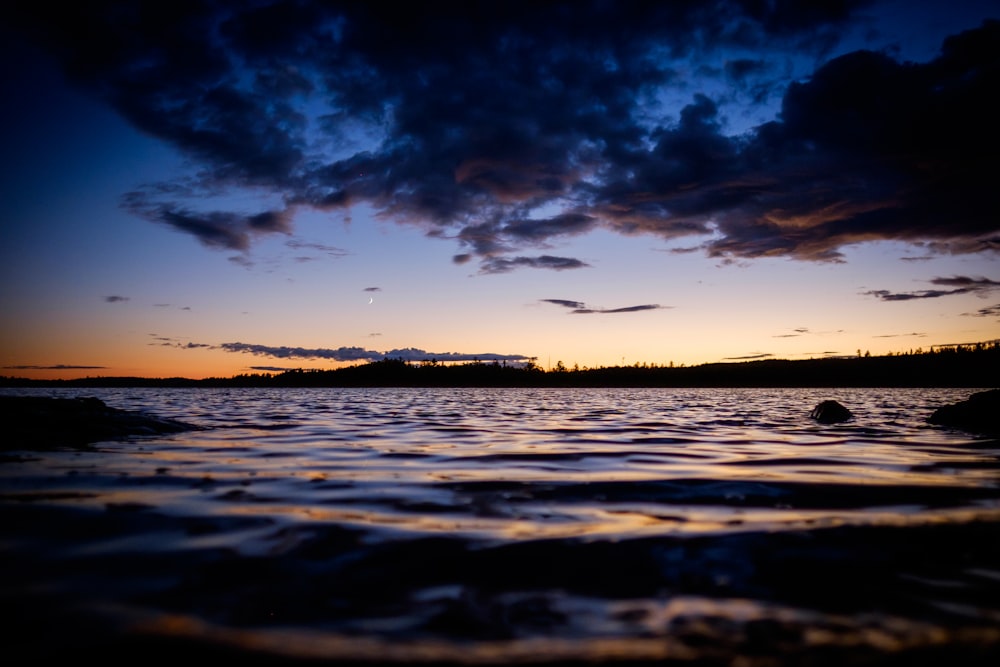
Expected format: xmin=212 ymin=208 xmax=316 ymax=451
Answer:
xmin=4 ymin=344 xmax=999 ymax=388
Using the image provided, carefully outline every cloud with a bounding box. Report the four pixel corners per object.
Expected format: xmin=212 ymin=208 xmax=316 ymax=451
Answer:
xmin=930 ymin=276 xmax=1000 ymax=290
xmin=542 ymin=299 xmax=668 ymax=314
xmin=14 ymin=4 xmax=1000 ymax=270
xmin=122 ymin=194 xmax=294 ymax=252
xmin=479 ymin=256 xmax=590 ymax=274
xmin=3 ymin=364 xmax=106 ymax=370
xmin=542 ymin=299 xmax=587 ymax=310
xmin=864 ymin=275 xmax=1000 ymax=301
xmin=502 ymin=214 xmax=598 ymax=243
xmin=963 ymin=304 xmax=1000 ymax=318
xmin=722 ymin=353 xmax=774 ymax=360
xmin=104 ymin=295 xmax=129 ymax=303
xmin=773 ymin=327 xmax=812 ymax=338
xmin=286 ymin=239 xmax=350 ymax=259
xmin=219 ymin=342 xmax=528 ymax=363
xmin=363 ymin=286 xmax=381 ymax=292
xmin=873 ymin=332 xmax=927 ymax=338
xmin=148 ymin=335 xmax=211 ymax=349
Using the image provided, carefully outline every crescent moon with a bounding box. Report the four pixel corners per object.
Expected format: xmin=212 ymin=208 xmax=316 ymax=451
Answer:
xmin=369 ymin=297 xmax=374 ymax=304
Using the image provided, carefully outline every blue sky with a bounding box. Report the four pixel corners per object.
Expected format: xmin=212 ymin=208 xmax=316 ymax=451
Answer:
xmin=2 ymin=0 xmax=998 ymax=379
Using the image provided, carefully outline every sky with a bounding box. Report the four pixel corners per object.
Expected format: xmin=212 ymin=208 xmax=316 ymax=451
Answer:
xmin=2 ymin=0 xmax=999 ymax=380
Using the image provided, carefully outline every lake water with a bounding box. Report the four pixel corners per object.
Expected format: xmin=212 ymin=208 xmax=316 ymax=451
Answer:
xmin=2 ymin=387 xmax=999 ymax=664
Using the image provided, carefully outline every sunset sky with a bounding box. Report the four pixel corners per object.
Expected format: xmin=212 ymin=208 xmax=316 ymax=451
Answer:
xmin=2 ymin=1 xmax=998 ymax=380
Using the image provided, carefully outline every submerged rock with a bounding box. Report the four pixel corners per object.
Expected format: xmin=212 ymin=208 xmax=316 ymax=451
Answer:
xmin=810 ymin=400 xmax=853 ymax=424
xmin=927 ymin=389 xmax=1000 ymax=436
xmin=0 ymin=395 xmax=200 ymax=450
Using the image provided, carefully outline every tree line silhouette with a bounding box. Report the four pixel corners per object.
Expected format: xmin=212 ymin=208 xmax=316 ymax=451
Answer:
xmin=3 ymin=341 xmax=998 ymax=388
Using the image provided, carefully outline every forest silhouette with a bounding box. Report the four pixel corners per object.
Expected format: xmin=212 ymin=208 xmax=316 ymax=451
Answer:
xmin=3 ymin=342 xmax=998 ymax=388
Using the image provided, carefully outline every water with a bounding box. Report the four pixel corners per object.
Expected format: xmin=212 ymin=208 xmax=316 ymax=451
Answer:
xmin=2 ymin=387 xmax=999 ymax=664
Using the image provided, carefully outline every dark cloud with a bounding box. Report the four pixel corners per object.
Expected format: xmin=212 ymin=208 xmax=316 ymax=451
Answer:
xmin=151 ymin=340 xmax=212 ymax=349
xmin=930 ymin=276 xmax=1000 ymax=289
xmin=147 ymin=335 xmax=211 ymax=349
xmin=220 ymin=342 xmax=375 ymax=361
xmin=480 ymin=256 xmax=590 ymax=274
xmin=873 ymin=332 xmax=927 ymax=338
xmin=219 ymin=342 xmax=528 ymax=363
xmin=104 ymin=295 xmax=129 ymax=303
xmin=773 ymin=327 xmax=812 ymax=337
xmin=286 ymin=239 xmax=350 ymax=259
xmin=363 ymin=287 xmax=381 ymax=292
xmin=542 ymin=299 xmax=668 ymax=314
xmin=723 ymin=353 xmax=773 ymax=360
xmin=13 ymin=2 xmax=999 ymax=270
xmin=382 ymin=348 xmax=530 ymax=363
xmin=864 ymin=275 xmax=1000 ymax=301
xmin=502 ymin=214 xmax=598 ymax=242
xmin=864 ymin=289 xmax=953 ymax=302
xmin=542 ymin=299 xmax=587 ymax=310
xmin=123 ymin=193 xmax=293 ymax=252
xmin=963 ymin=304 xmax=1000 ymax=318
xmin=574 ymin=304 xmax=666 ymax=315
xmin=3 ymin=364 xmax=106 ymax=370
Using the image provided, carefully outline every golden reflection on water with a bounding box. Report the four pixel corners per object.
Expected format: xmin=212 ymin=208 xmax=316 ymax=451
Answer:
xmin=119 ymin=592 xmax=1000 ymax=664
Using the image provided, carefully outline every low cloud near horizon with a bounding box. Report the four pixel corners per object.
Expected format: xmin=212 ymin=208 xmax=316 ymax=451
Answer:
xmin=3 ymin=364 xmax=107 ymax=370
xmin=219 ymin=342 xmax=528 ymax=363
xmin=14 ymin=3 xmax=997 ymax=271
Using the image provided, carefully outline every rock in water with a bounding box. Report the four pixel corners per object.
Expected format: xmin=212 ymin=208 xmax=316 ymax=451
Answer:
xmin=0 ymin=395 xmax=200 ymax=450
xmin=927 ymin=389 xmax=1000 ymax=436
xmin=810 ymin=400 xmax=853 ymax=424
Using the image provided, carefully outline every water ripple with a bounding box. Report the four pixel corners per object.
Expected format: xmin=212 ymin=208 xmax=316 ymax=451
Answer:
xmin=3 ymin=386 xmax=999 ymax=663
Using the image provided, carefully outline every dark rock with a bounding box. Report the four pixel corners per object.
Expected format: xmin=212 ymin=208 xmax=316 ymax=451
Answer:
xmin=0 ymin=395 xmax=201 ymax=450
xmin=810 ymin=400 xmax=853 ymax=424
xmin=927 ymin=389 xmax=1000 ymax=436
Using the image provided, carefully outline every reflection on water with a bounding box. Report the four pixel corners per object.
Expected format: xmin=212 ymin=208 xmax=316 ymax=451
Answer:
xmin=2 ymin=387 xmax=999 ymax=663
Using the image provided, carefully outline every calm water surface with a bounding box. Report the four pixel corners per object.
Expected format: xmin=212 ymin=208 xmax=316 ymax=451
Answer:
xmin=2 ymin=387 xmax=999 ymax=664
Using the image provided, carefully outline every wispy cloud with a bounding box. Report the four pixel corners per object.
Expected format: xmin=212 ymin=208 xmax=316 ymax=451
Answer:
xmin=479 ymin=256 xmax=590 ymax=274
xmin=148 ymin=335 xmax=212 ymax=349
xmin=104 ymin=295 xmax=129 ymax=303
xmin=3 ymin=364 xmax=106 ymax=370
xmin=542 ymin=299 xmax=668 ymax=314
xmin=722 ymin=353 xmax=773 ymax=360
xmin=864 ymin=276 xmax=1000 ymax=301
xmin=285 ymin=239 xmax=350 ymax=259
xmin=772 ymin=327 xmax=811 ymax=338
xmin=772 ymin=327 xmax=844 ymax=338
xmin=963 ymin=303 xmax=1000 ymax=318
xmin=363 ymin=287 xmax=381 ymax=292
